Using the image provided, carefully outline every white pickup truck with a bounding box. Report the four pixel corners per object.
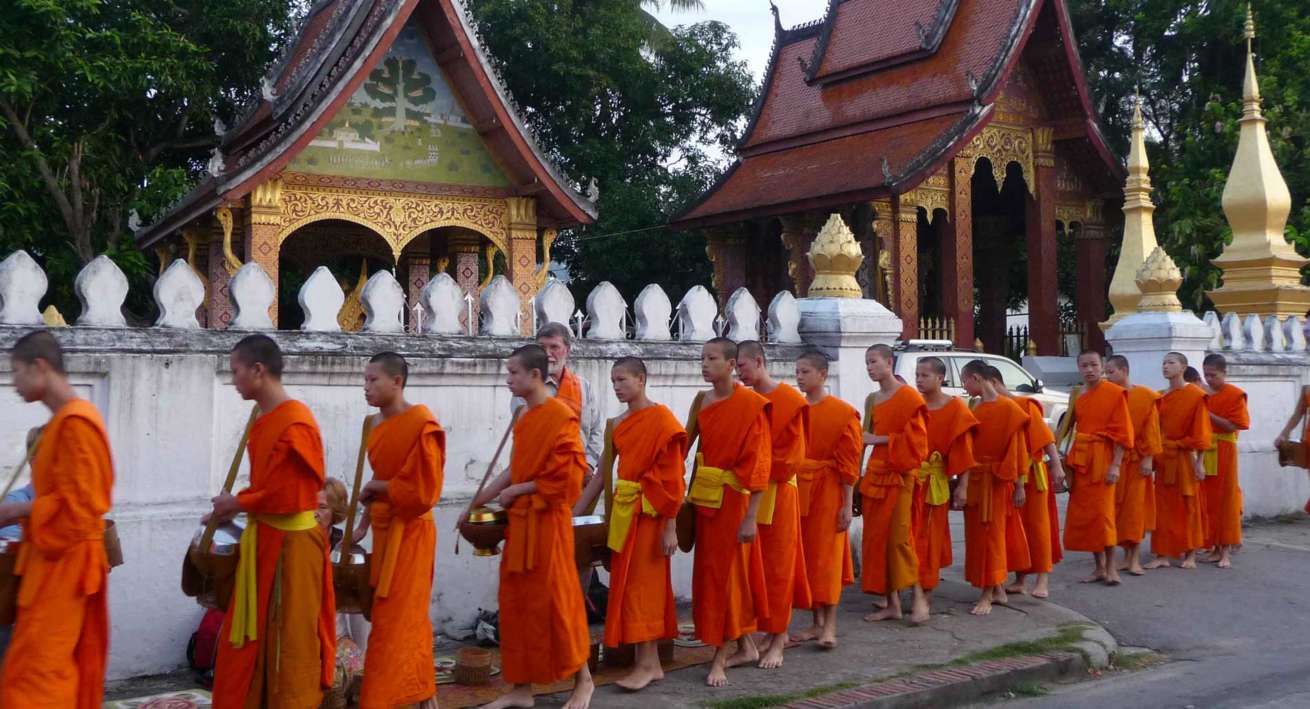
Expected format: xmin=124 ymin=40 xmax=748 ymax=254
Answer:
xmin=892 ymin=342 xmax=1070 ymax=434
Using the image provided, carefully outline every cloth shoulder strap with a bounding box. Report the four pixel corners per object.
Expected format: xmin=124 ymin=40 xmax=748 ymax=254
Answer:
xmin=1056 ymin=384 xmax=1082 ymax=453
xmin=591 ymin=418 xmax=617 ymax=518
xmin=682 ymin=392 xmax=707 ymax=495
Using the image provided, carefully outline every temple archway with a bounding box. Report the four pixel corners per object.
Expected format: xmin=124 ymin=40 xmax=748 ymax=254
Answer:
xmin=278 ymin=220 xmax=394 ymax=330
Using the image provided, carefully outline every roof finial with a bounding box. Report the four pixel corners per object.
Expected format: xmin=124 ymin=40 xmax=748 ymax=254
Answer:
xmin=1103 ymin=88 xmax=1159 ymax=328
xmin=770 ymin=0 xmax=782 ymax=33
xmin=1244 ymin=2 xmax=1255 ymax=50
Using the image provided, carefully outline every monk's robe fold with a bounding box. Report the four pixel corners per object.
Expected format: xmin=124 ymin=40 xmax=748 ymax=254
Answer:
xmin=213 ymin=400 xmax=335 ymax=709
xmin=604 ymin=404 xmax=687 ymax=648
xmin=360 ymin=405 xmax=445 ymax=709
xmin=1013 ymin=397 xmax=1061 ymax=574
xmin=1203 ymin=384 xmax=1249 ymax=547
xmin=798 ymin=396 xmax=860 ymax=606
xmin=1152 ymin=385 xmax=1212 ymax=558
xmin=915 ymin=398 xmax=976 ymax=591
xmin=0 ymin=399 xmax=113 ymax=709
xmin=556 ymin=367 xmax=584 ymax=417
xmin=692 ymin=384 xmax=771 ymax=648
xmin=756 ymin=383 xmax=812 ymax=633
xmin=861 ymin=386 xmax=929 ymax=596
xmin=499 ymin=398 xmax=590 ymax=684
xmin=1118 ymin=386 xmax=1163 ymax=546
xmin=1064 ymin=383 xmax=1133 ymax=552
xmin=965 ymin=399 xmax=1029 ymax=589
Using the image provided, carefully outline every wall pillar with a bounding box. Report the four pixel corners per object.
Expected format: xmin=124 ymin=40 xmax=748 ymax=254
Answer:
xmin=1077 ymin=220 xmax=1109 ymax=353
xmin=244 ymin=179 xmax=283 ymax=325
xmin=946 ymin=156 xmax=976 ymax=348
xmin=706 ymin=229 xmax=747 ymax=307
xmin=206 ymin=212 xmax=236 ymax=329
xmin=506 ymin=197 xmax=539 ymax=335
xmin=451 ymin=232 xmax=482 ymax=334
xmin=892 ymin=196 xmax=920 ymax=339
xmin=404 ymin=254 xmax=431 ymax=333
xmin=1026 ymin=127 xmax=1060 ymax=355
xmin=780 ymin=213 xmax=824 ymax=297
xmin=870 ymin=200 xmax=894 ymax=306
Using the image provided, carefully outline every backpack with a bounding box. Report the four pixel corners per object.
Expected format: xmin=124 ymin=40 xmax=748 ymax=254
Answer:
xmin=187 ymin=608 xmax=225 ymax=672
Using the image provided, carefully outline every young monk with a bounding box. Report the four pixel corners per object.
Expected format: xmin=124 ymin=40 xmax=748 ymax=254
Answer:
xmin=861 ymin=344 xmax=930 ymax=625
xmin=358 ymin=352 xmax=444 ymax=709
xmin=792 ymin=351 xmax=860 ymax=649
xmin=956 ymin=360 xmax=1029 ymax=615
xmin=1148 ymin=352 xmax=1212 ymax=570
xmin=1064 ymin=350 xmax=1133 ymax=586
xmin=689 ymin=337 xmax=771 ymax=687
xmin=1273 ymin=384 xmax=1310 ymax=515
xmin=471 ymin=344 xmax=593 ymax=709
xmin=1103 ymin=355 xmax=1163 ymax=576
xmin=0 ymin=331 xmax=113 ymax=708
xmin=913 ymin=357 xmax=977 ymax=600
xmin=209 ymin=334 xmax=335 ymax=709
xmin=1201 ymin=354 xmax=1248 ymax=568
xmin=736 ymin=341 xmax=810 ymax=669
xmin=602 ymin=357 xmax=686 ymax=691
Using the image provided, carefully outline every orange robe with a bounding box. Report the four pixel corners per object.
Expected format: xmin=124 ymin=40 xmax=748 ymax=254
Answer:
xmin=798 ymin=396 xmax=861 ymax=606
xmin=499 ymin=398 xmax=590 ymax=684
xmin=1014 ymin=397 xmax=1061 ymax=574
xmin=1152 ymin=385 xmax=1212 ymax=558
xmin=1064 ymin=383 xmax=1133 ymax=552
xmin=213 ymin=400 xmax=335 ymax=709
xmin=360 ymin=405 xmax=445 ymax=709
xmin=1203 ymin=384 xmax=1249 ymax=547
xmin=861 ymin=385 xmax=929 ymax=596
xmin=0 ymin=399 xmax=113 ymax=709
xmin=556 ymin=367 xmax=583 ymax=416
xmin=756 ymin=383 xmax=812 ymax=634
xmin=964 ymin=398 xmax=1029 ymax=589
xmin=915 ymin=398 xmax=976 ymax=591
xmin=604 ymin=404 xmax=686 ymax=648
xmin=1118 ymin=386 xmax=1163 ymax=546
xmin=692 ymin=385 xmax=771 ymax=647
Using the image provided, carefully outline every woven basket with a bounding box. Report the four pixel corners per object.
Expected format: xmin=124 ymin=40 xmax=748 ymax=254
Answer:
xmin=454 ymin=646 xmax=493 ymax=686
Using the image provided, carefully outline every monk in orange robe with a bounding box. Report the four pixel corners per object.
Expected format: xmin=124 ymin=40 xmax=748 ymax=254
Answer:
xmin=792 ymin=351 xmax=859 ymax=649
xmin=602 ymin=357 xmax=686 ymax=691
xmin=355 ymin=353 xmax=445 ymax=709
xmin=914 ymin=357 xmax=977 ymax=598
xmin=956 ymin=360 xmax=1029 ymax=615
xmin=471 ymin=344 xmax=593 ymax=709
xmin=689 ymin=337 xmax=771 ymax=687
xmin=985 ymin=368 xmax=1066 ymax=599
xmin=736 ymin=341 xmax=811 ymax=668
xmin=1274 ymin=385 xmax=1310 ymax=517
xmin=1064 ymin=351 xmax=1133 ymax=586
xmin=1104 ymin=355 xmax=1162 ymax=576
xmin=208 ymin=334 xmax=335 ymax=709
xmin=0 ymin=331 xmax=113 ymax=708
xmin=1200 ymin=354 xmax=1249 ymax=569
xmin=861 ymin=344 xmax=930 ymax=625
xmin=1147 ymin=352 xmax=1212 ymax=571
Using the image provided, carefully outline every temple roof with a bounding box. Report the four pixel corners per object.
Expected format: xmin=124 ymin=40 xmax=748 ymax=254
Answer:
xmin=676 ymin=0 xmax=1121 ymax=228
xmin=137 ymin=0 xmax=595 ymax=248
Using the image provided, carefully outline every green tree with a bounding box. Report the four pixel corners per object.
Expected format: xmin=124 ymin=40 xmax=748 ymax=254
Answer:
xmin=467 ymin=0 xmax=754 ymax=304
xmin=365 ymin=57 xmax=437 ymax=132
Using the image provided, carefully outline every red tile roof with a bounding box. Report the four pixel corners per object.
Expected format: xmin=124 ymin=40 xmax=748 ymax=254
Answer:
xmin=809 ymin=0 xmax=959 ymax=84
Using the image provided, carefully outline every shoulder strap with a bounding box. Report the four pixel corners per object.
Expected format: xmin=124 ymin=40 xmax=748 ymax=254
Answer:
xmin=1056 ymin=385 xmax=1081 ymax=452
xmin=341 ymin=414 xmax=377 ymax=553
xmin=590 ymin=418 xmax=616 ymax=518
xmin=863 ymin=392 xmax=876 ymax=435
xmin=1 ymin=429 xmax=43 ymax=500
xmin=682 ymin=392 xmax=707 ymax=494
xmin=198 ymin=404 xmax=260 ymax=556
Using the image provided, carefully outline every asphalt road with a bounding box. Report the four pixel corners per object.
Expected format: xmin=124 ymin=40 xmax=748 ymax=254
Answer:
xmin=979 ymin=512 xmax=1310 ymax=709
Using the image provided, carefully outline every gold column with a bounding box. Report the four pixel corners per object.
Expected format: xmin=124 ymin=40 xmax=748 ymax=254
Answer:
xmin=506 ymin=196 xmax=539 ymax=335
xmin=244 ymin=178 xmax=283 ymax=324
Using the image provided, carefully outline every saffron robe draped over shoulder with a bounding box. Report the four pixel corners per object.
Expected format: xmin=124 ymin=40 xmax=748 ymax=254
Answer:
xmin=798 ymin=396 xmax=860 ymax=606
xmin=861 ymin=385 xmax=929 ymax=596
xmin=692 ymin=384 xmax=771 ymax=648
xmin=604 ymin=404 xmax=686 ymax=648
xmin=1014 ymin=396 xmax=1062 ymax=574
xmin=213 ymin=400 xmax=335 ymax=709
xmin=1118 ymin=386 xmax=1163 ymax=545
xmin=964 ymin=399 xmax=1029 ymax=589
xmin=757 ymin=383 xmax=811 ymax=634
xmin=359 ymin=405 xmax=444 ymax=709
xmin=1152 ymin=385 xmax=1212 ymax=558
xmin=1064 ymin=383 xmax=1133 ymax=552
xmin=915 ymin=397 xmax=976 ymax=591
xmin=1204 ymin=384 xmax=1249 ymax=547
xmin=0 ymin=399 xmax=113 ymax=709
xmin=499 ymin=398 xmax=590 ymax=685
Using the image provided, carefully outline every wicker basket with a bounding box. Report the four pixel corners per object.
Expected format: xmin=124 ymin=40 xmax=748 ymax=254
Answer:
xmin=454 ymin=646 xmax=494 ymax=686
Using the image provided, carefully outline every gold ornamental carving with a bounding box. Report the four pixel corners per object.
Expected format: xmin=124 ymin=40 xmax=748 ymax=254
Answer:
xmin=215 ymin=207 xmax=242 ymax=275
xmin=1033 ymin=126 xmax=1055 ymax=168
xmin=969 ymin=124 xmax=1035 ymax=195
xmin=902 ymin=185 xmax=950 ymax=216
xmin=506 ymin=196 xmax=537 ymax=228
xmin=249 ymin=178 xmax=284 ymax=225
xmin=1135 ymin=246 xmax=1183 ymax=312
xmin=536 ymin=228 xmax=558 ymax=288
xmin=1055 ymin=203 xmax=1089 ymax=228
xmin=806 ymin=213 xmax=864 ymax=298
xmin=480 ymin=243 xmax=498 ymax=289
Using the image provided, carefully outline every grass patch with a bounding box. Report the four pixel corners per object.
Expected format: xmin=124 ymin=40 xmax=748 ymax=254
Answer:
xmin=703 ymin=681 xmax=860 ymax=709
xmin=1008 ymin=680 xmax=1049 ymax=697
xmin=950 ymin=624 xmax=1090 ymax=666
xmin=1111 ymin=650 xmax=1165 ymax=672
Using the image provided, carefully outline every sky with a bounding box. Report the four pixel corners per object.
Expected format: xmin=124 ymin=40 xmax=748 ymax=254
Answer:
xmin=651 ymin=0 xmax=825 ymax=81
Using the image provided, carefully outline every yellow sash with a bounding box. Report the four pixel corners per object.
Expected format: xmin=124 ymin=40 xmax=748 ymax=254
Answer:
xmin=758 ymin=476 xmax=798 ymax=525
xmin=916 ymin=451 xmax=950 ymax=506
xmin=607 ymin=479 xmax=657 ymax=552
xmin=1203 ymin=432 xmax=1238 ymax=477
xmin=230 ymin=511 xmax=318 ymax=646
xmin=1032 ymin=458 xmax=1049 ymax=493
xmin=688 ymin=454 xmax=745 ymax=510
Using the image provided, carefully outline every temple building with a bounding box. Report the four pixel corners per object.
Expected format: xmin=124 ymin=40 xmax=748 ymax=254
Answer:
xmin=674 ymin=0 xmax=1124 ymax=353
xmin=135 ymin=0 xmax=594 ymax=331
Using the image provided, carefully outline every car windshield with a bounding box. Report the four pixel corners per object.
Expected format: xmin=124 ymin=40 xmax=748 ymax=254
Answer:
xmin=992 ymin=358 xmax=1036 ymax=392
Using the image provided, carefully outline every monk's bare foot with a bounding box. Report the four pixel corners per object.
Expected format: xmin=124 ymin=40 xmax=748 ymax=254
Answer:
xmin=993 ymin=586 xmax=1010 ymax=606
xmin=725 ymin=639 xmax=759 ymax=669
xmin=562 ymin=671 xmax=594 ymax=709
xmin=1127 ymin=561 xmax=1146 ymax=576
xmin=1180 ymin=552 xmax=1198 ymax=569
xmin=1218 ymin=549 xmax=1233 ymax=568
xmin=482 ymin=684 xmax=535 ymax=709
xmin=706 ymin=661 xmax=728 ymax=688
xmin=1115 ymin=559 xmax=1131 ymax=571
xmin=1081 ymin=570 xmax=1107 ymax=583
xmin=616 ymin=665 xmax=662 ymax=692
xmin=1105 ymin=568 xmax=1122 ymax=586
xmin=790 ymin=625 xmax=822 ymax=643
xmin=1005 ymin=581 xmax=1027 ymax=595
xmin=870 ymin=597 xmax=888 ymax=610
xmin=863 ymin=606 xmax=902 ymax=622
xmin=758 ymin=635 xmax=786 ymax=669
xmin=818 ymin=622 xmax=838 ymax=649
xmin=971 ymin=596 xmax=993 ymax=616
xmin=1144 ymin=558 xmax=1171 ymax=569
xmin=1032 ymin=575 xmax=1051 ymax=599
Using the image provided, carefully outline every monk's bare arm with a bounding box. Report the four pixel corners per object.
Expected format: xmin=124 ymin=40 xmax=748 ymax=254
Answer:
xmin=1107 ymin=444 xmax=1125 ymax=484
xmin=1209 ymin=413 xmax=1238 ymax=432
xmin=837 ymin=483 xmax=854 ymax=532
xmin=572 ymin=474 xmax=605 ymax=516
xmin=661 ymin=518 xmax=677 ymax=556
xmin=952 ymin=472 xmax=969 ymax=510
xmin=1043 ymin=442 xmax=1066 ymax=486
xmin=1276 ymin=389 xmax=1308 ymax=444
xmin=471 ymin=469 xmax=513 ymax=508
xmin=863 ymin=432 xmax=889 ymax=446
xmin=498 ymin=480 xmax=538 ymax=507
xmin=739 ymin=491 xmax=762 ymax=543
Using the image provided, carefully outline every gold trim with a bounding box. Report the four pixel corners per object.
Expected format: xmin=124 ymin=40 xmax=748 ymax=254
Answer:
xmin=216 ymin=207 xmax=241 ymax=275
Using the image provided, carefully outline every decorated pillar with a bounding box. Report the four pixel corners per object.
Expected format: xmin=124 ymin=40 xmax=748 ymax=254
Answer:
xmin=243 ymin=178 xmax=283 ymax=325
xmin=1076 ymin=214 xmax=1109 ymax=353
xmin=1026 ymin=127 xmax=1059 ymax=355
xmin=450 ymin=231 xmax=482 ymax=333
xmin=207 ymin=207 xmax=241 ymax=329
xmin=404 ymin=255 xmax=431 ymax=332
xmin=947 ymin=156 xmax=975 ymax=348
xmin=505 ymin=197 xmax=539 ymax=335
xmin=870 ymin=199 xmax=894 ymax=305
xmin=892 ymin=195 xmax=919 ymax=339
xmin=706 ymin=228 xmax=747 ymax=307
xmin=779 ymin=213 xmax=824 ymax=296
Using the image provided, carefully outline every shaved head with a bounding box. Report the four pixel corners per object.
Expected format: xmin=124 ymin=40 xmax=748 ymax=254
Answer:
xmin=509 ymin=344 xmax=549 ymax=382
xmin=12 ymin=330 xmax=65 ymax=375
xmin=797 ymin=350 xmax=829 ymax=373
xmin=1202 ymin=353 xmax=1227 ymax=372
xmin=612 ymin=356 xmax=647 ymax=379
xmin=1106 ymin=354 xmax=1129 ymax=371
xmin=983 ymin=365 xmax=1004 ymax=384
xmin=918 ymin=356 xmax=946 ymax=377
xmin=706 ymin=337 xmax=738 ymax=361
xmin=1165 ymin=351 xmax=1188 ymax=366
xmin=232 ymin=334 xmax=283 ymax=378
xmin=737 ymin=340 xmax=766 ymax=364
xmin=369 ymin=351 xmax=408 ymax=386
xmin=867 ymin=343 xmax=894 ymax=363
xmin=1077 ymin=349 xmax=1103 ymax=364
xmin=961 ymin=359 xmax=989 ymax=378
